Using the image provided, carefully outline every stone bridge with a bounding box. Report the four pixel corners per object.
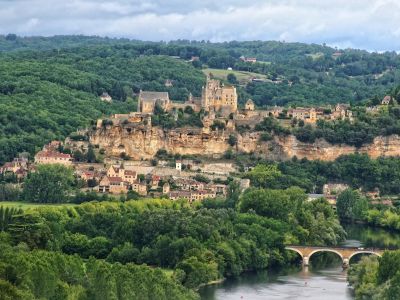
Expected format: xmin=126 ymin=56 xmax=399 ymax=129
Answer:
xmin=286 ymin=245 xmax=385 ymax=268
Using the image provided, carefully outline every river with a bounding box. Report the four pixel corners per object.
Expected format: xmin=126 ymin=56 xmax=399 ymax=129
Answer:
xmin=199 ymin=224 xmax=400 ymax=300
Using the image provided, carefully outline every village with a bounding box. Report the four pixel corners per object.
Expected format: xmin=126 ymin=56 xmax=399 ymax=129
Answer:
xmin=0 ymin=75 xmax=395 ymax=205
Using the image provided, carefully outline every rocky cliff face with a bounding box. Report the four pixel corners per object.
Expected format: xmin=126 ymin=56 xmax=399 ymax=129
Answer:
xmin=90 ymin=125 xmax=231 ymax=160
xmin=89 ymin=125 xmax=400 ymax=161
xmin=268 ymin=135 xmax=400 ymax=161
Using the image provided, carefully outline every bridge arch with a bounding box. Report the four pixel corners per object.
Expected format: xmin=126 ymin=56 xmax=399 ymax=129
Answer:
xmin=285 ymin=247 xmax=304 ymax=259
xmin=307 ymin=249 xmax=344 ymax=261
xmin=348 ymin=251 xmax=382 ymax=262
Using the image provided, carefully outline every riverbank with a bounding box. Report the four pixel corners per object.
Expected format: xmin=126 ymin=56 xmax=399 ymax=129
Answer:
xmin=196 ymin=278 xmax=226 ymax=291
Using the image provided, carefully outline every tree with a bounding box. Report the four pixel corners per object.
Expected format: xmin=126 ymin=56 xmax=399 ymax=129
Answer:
xmin=0 ymin=206 xmax=22 ymax=231
xmin=193 ymin=174 xmax=210 ymax=184
xmin=336 ymin=189 xmax=368 ymax=221
xmin=239 ymin=188 xmax=292 ymax=220
xmin=73 ymin=150 xmax=85 ymax=162
xmin=86 ymin=145 xmax=96 ymax=163
xmin=227 ymin=73 xmax=238 ymax=84
xmin=245 ymin=164 xmax=282 ymax=188
xmin=228 ymin=134 xmax=237 ymax=147
xmin=22 ymin=165 xmax=75 ymax=203
xmin=5 ymin=33 xmax=17 ymax=41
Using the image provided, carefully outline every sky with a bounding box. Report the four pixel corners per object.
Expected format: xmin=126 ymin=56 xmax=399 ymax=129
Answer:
xmin=0 ymin=0 xmax=399 ymax=51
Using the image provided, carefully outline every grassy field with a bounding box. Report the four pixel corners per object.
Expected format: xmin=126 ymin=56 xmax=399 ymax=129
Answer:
xmin=203 ymin=68 xmax=267 ymax=85
xmin=0 ymin=201 xmax=77 ymax=210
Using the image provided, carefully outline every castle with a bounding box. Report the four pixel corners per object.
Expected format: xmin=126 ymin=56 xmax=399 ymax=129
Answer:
xmin=137 ymin=75 xmax=237 ymax=115
xmin=201 ymin=75 xmax=238 ymax=113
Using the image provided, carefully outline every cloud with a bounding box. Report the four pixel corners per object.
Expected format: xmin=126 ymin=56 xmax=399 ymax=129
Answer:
xmin=0 ymin=0 xmax=399 ymax=51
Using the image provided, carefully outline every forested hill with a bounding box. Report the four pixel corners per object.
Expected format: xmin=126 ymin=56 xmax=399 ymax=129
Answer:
xmin=0 ymin=43 xmax=205 ymax=164
xmin=2 ymin=35 xmax=400 ymax=106
xmin=1 ymin=35 xmax=400 ymax=163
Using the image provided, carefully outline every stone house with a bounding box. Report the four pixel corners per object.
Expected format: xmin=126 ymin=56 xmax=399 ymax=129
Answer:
xmin=168 ymin=191 xmax=191 ymax=201
xmin=43 ymin=141 xmax=62 ymax=151
xmin=174 ymin=179 xmax=204 ymax=191
xmin=365 ymin=188 xmax=380 ymax=200
xmin=162 ymin=182 xmax=170 ymax=194
xmin=132 ymin=182 xmax=147 ymax=196
xmin=245 ymin=99 xmax=255 ymax=111
xmin=289 ymin=108 xmax=309 ymax=120
xmin=205 ymin=183 xmax=227 ymax=195
xmin=151 ymin=175 xmax=161 ymax=189
xmin=323 ymin=183 xmax=349 ymax=196
xmin=0 ymin=157 xmax=28 ymax=174
xmin=80 ymin=171 xmax=95 ymax=182
xmin=331 ymin=104 xmax=353 ymax=120
xmin=240 ymin=56 xmax=257 ymax=63
xmin=137 ymin=91 xmax=170 ymax=114
xmin=98 ymin=176 xmax=129 ymax=194
xmin=107 ymin=165 xmax=137 ymax=184
xmin=164 ymin=79 xmax=173 ymax=87
xmin=100 ymin=92 xmax=112 ymax=103
xmin=168 ymin=190 xmax=216 ymax=202
xmin=189 ymin=190 xmax=217 ymax=202
xmin=381 ymin=95 xmax=392 ymax=105
xmin=34 ymin=150 xmax=72 ymax=166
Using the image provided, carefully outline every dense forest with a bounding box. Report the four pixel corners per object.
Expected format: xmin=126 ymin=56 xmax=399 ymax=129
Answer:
xmin=0 ymin=192 xmax=344 ymax=299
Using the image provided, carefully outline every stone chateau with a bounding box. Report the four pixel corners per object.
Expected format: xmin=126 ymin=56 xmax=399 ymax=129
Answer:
xmin=201 ymin=74 xmax=237 ymax=113
xmin=137 ymin=74 xmax=237 ymax=115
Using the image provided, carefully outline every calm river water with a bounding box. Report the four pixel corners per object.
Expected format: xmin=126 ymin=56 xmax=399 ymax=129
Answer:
xmin=199 ymin=224 xmax=400 ymax=300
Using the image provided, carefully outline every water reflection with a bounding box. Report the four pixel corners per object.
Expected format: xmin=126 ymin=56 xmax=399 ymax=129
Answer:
xmin=200 ymin=264 xmax=353 ymax=300
xmin=200 ymin=223 xmax=399 ymax=300
xmin=341 ymin=223 xmax=400 ymax=249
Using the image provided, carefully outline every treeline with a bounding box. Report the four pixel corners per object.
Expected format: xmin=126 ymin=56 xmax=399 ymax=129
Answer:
xmin=0 ymin=190 xmax=344 ymax=296
xmin=0 ymin=236 xmax=198 ymax=300
xmin=2 ymin=35 xmax=400 ymax=107
xmin=240 ymin=154 xmax=400 ymax=195
xmin=348 ymin=251 xmax=400 ymax=299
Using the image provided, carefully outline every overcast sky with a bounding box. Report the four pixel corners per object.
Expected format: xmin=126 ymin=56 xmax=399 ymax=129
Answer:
xmin=0 ymin=0 xmax=399 ymax=51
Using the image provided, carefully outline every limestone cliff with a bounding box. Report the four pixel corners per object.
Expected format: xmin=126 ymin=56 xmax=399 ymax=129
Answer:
xmin=90 ymin=124 xmax=231 ymax=160
xmin=89 ymin=124 xmax=400 ymax=161
xmin=270 ymin=135 xmax=400 ymax=161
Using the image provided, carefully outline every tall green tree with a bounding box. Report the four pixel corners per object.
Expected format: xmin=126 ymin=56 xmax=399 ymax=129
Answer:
xmin=336 ymin=189 xmax=368 ymax=221
xmin=86 ymin=145 xmax=96 ymax=163
xmin=22 ymin=164 xmax=75 ymax=203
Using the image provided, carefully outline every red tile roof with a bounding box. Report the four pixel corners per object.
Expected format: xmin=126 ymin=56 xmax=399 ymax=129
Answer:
xmin=36 ymin=151 xmax=72 ymax=159
xmin=124 ymin=170 xmax=136 ymax=176
xmin=108 ymin=177 xmax=123 ymax=183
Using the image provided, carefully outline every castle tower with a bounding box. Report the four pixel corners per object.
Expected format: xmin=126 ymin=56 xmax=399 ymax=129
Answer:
xmin=201 ymin=75 xmax=237 ymax=113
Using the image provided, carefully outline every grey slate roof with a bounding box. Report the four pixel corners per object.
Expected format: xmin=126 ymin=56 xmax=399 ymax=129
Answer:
xmin=139 ymin=91 xmax=169 ymax=102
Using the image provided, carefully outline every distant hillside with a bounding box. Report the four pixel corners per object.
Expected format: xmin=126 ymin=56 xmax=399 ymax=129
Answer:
xmin=1 ymin=35 xmax=400 ymax=163
xmin=0 ymin=47 xmax=205 ymax=164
